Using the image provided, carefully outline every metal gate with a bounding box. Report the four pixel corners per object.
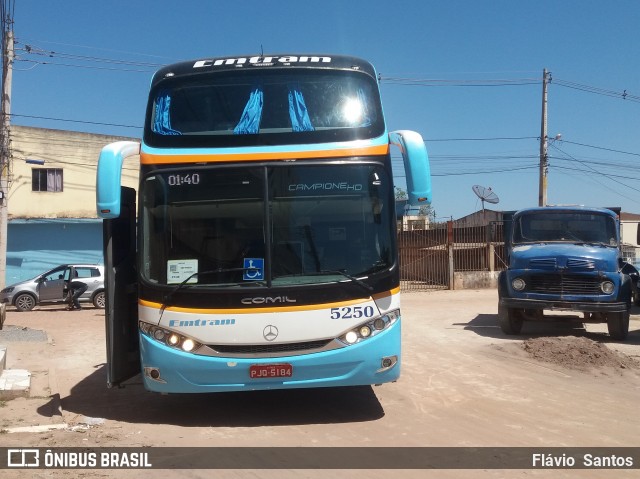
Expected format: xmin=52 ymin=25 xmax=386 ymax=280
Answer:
xmin=398 ymin=223 xmax=449 ymax=292
xmin=398 ymin=221 xmax=508 ymax=292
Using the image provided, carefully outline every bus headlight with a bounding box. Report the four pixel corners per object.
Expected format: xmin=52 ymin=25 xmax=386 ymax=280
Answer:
xmin=344 ymin=331 xmax=358 ymax=344
xmin=139 ymin=321 xmax=203 ymax=354
xmin=338 ymin=309 xmax=400 ymax=346
xmin=182 ymin=339 xmax=196 ymax=352
xmin=359 ymin=325 xmax=372 ymax=338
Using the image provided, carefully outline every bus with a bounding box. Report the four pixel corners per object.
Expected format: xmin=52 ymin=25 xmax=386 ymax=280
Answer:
xmin=96 ymin=54 xmax=431 ymax=393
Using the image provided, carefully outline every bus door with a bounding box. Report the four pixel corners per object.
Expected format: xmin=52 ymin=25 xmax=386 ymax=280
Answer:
xmin=103 ymin=186 xmax=139 ymax=387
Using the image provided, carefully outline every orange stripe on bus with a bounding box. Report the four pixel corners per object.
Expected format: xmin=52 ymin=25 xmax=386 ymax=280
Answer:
xmin=139 ymin=288 xmax=399 ymax=315
xmin=140 ymin=144 xmax=389 ymax=164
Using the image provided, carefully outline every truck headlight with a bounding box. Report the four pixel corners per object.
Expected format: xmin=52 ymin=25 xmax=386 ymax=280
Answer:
xmin=600 ymin=281 xmax=615 ymax=294
xmin=512 ymin=278 xmax=526 ymax=291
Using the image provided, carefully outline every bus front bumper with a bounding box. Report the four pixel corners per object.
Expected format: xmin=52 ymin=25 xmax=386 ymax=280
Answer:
xmin=138 ymin=321 xmax=401 ymax=393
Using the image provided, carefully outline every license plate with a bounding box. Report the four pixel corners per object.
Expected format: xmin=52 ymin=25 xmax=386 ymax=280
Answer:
xmin=249 ymin=364 xmax=293 ymax=379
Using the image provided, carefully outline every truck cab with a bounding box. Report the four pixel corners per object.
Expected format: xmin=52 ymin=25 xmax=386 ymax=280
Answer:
xmin=498 ymin=206 xmax=631 ymax=340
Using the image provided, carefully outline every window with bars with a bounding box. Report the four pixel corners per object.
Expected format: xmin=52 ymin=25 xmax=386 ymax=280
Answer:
xmin=32 ymin=168 xmax=63 ymax=192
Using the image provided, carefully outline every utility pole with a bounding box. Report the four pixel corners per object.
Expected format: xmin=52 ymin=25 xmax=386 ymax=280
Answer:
xmin=0 ymin=25 xmax=13 ymax=289
xmin=538 ymin=68 xmax=549 ymax=207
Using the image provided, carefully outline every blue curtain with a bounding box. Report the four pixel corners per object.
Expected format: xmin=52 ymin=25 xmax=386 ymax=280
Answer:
xmin=288 ymin=84 xmax=314 ymax=132
xmin=234 ymin=86 xmax=264 ymax=134
xmin=153 ymin=92 xmax=182 ymax=135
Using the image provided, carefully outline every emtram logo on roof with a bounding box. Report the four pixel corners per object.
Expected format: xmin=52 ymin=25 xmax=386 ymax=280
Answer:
xmin=193 ymin=56 xmax=332 ymax=68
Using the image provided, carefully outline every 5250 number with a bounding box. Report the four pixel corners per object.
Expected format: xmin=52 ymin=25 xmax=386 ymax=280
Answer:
xmin=330 ymin=306 xmax=375 ymax=320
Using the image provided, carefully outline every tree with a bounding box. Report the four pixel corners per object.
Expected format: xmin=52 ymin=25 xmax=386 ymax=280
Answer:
xmin=395 ymin=186 xmax=408 ymax=200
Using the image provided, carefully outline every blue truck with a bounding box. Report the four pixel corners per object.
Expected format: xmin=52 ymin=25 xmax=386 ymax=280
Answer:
xmin=498 ymin=206 xmax=632 ymax=340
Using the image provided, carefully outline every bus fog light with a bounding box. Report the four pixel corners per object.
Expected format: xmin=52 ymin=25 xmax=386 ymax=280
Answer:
xmin=345 ymin=331 xmax=358 ymax=344
xmin=143 ymin=367 xmax=166 ymax=383
xmin=378 ymin=355 xmax=398 ymax=372
xmin=182 ymin=339 xmax=196 ymax=352
xmin=601 ymin=281 xmax=614 ymax=294
xmin=359 ymin=325 xmax=372 ymax=337
xmin=512 ymin=278 xmax=526 ymax=291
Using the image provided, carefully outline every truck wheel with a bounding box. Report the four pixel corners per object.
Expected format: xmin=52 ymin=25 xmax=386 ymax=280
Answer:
xmin=498 ymin=304 xmax=524 ymax=335
xmin=606 ymin=311 xmax=629 ymax=340
xmin=14 ymin=293 xmax=37 ymax=312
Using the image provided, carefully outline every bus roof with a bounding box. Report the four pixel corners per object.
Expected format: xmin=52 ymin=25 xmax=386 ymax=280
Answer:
xmin=152 ymin=54 xmax=377 ymax=86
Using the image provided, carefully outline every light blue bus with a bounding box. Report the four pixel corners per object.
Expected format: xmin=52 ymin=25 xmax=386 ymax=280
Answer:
xmin=96 ymin=54 xmax=431 ymax=393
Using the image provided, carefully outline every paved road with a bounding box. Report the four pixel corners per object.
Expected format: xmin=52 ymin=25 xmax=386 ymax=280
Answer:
xmin=1 ymin=289 xmax=639 ymax=478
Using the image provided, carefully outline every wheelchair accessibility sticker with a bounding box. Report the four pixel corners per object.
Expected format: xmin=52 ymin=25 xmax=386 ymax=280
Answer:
xmin=243 ymin=258 xmax=264 ymax=281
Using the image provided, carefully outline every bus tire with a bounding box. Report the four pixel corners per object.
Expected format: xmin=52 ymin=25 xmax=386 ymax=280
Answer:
xmin=607 ymin=310 xmax=629 ymax=340
xmin=498 ymin=304 xmax=524 ymax=335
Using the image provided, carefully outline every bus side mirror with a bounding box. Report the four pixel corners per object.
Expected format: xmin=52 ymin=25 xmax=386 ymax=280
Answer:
xmin=389 ymin=130 xmax=431 ymax=206
xmin=96 ymin=141 xmax=140 ymax=219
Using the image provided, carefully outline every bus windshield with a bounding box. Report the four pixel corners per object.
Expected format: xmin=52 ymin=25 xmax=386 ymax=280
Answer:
xmin=141 ymin=164 xmax=394 ymax=287
xmin=513 ymin=211 xmax=618 ymax=246
xmin=144 ymin=69 xmax=384 ymax=148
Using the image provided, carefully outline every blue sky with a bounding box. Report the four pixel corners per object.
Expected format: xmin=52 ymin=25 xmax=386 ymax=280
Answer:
xmin=10 ymin=0 xmax=640 ymax=219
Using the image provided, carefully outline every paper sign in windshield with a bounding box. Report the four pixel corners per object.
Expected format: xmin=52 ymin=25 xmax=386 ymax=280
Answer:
xmin=167 ymin=259 xmax=199 ymax=284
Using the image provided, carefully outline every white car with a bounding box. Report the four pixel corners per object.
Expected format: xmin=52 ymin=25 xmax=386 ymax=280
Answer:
xmin=0 ymin=264 xmax=106 ymax=312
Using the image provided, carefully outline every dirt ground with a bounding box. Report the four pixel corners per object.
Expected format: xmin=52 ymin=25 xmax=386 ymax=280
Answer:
xmin=1 ymin=289 xmax=639 ymax=479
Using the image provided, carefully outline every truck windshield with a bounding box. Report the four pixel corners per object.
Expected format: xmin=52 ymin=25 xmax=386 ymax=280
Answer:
xmin=140 ymin=164 xmax=394 ymax=287
xmin=144 ymin=69 xmax=384 ymax=148
xmin=513 ymin=212 xmax=618 ymax=246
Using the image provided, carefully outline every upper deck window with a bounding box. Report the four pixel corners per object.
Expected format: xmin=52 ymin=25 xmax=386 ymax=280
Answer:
xmin=144 ymin=69 xmax=384 ymax=148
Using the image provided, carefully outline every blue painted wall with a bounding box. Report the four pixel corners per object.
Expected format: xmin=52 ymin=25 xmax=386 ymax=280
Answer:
xmin=6 ymin=219 xmax=104 ymax=285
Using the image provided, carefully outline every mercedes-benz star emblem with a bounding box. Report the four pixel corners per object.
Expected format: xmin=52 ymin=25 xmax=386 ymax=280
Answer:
xmin=263 ymin=325 xmax=278 ymax=342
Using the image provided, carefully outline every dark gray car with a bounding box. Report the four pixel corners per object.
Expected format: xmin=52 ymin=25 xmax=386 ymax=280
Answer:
xmin=0 ymin=264 xmax=105 ymax=311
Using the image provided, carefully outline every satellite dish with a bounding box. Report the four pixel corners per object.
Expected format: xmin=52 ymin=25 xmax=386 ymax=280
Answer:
xmin=472 ymin=185 xmax=499 ymax=223
xmin=472 ymin=185 xmax=499 ymax=205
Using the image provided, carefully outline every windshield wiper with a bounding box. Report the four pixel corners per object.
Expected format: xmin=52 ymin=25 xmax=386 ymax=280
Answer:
xmin=159 ymin=267 xmax=262 ymax=319
xmin=302 ymin=270 xmax=374 ymax=292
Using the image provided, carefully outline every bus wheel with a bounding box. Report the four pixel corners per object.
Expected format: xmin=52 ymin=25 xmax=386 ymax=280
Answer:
xmin=607 ymin=310 xmax=629 ymax=340
xmin=498 ymin=304 xmax=524 ymax=335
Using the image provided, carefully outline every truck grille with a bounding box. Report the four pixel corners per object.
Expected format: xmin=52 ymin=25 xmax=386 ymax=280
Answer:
xmin=528 ymin=257 xmax=595 ymax=270
xmin=566 ymin=258 xmax=596 ymax=270
xmin=529 ymin=258 xmax=556 ymax=269
xmin=528 ymin=274 xmax=603 ymax=295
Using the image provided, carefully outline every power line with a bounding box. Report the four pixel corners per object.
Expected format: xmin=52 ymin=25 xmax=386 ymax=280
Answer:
xmin=423 ymin=136 xmax=538 ymax=142
xmin=553 ymin=78 xmax=640 ymax=103
xmin=549 ymin=143 xmax=640 ymax=196
xmin=11 ymin=113 xmax=142 ymax=129
xmin=380 ymin=76 xmax=539 ymax=87
xmin=16 ymin=58 xmax=156 ymax=73
xmin=560 ymin=140 xmax=640 ymax=157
